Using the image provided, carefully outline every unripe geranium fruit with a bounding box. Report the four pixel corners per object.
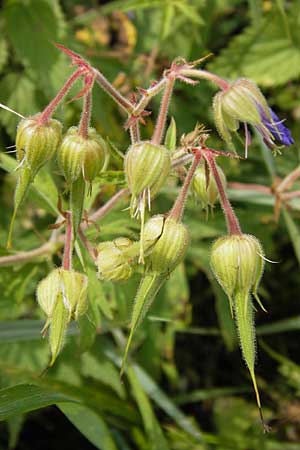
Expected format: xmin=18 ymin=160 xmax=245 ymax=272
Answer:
xmin=37 ymin=268 xmax=88 ymax=321
xmin=58 ymin=126 xmax=107 ymax=184
xmin=210 ymin=234 xmax=264 ymax=313
xmin=37 ymin=268 xmax=88 ymax=365
xmin=144 ymin=216 xmax=190 ymax=274
xmin=124 ymin=141 xmax=171 ymax=215
xmin=16 ymin=115 xmax=62 ymax=176
xmin=96 ymin=237 xmax=137 ymax=282
xmin=191 ymin=162 xmax=226 ymax=210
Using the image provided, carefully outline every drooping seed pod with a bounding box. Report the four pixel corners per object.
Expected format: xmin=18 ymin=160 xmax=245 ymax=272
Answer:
xmin=125 ymin=141 xmax=171 ymax=216
xmin=210 ymin=234 xmax=264 ymax=314
xmin=58 ymin=126 xmax=107 ymax=184
xmin=210 ymin=233 xmax=267 ymax=427
xmin=144 ymin=216 xmax=190 ymax=274
xmin=125 ymin=141 xmax=170 ymax=262
xmin=191 ymin=162 xmax=226 ymax=210
xmin=16 ymin=115 xmax=62 ymax=176
xmin=7 ymin=116 xmax=63 ymax=248
xmin=96 ymin=237 xmax=138 ymax=282
xmin=36 ymin=268 xmax=88 ymax=364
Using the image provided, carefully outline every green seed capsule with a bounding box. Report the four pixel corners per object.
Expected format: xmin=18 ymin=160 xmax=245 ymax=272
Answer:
xmin=37 ymin=268 xmax=88 ymax=321
xmin=96 ymin=237 xmax=137 ymax=282
xmin=144 ymin=216 xmax=190 ymax=274
xmin=125 ymin=141 xmax=171 ymax=212
xmin=16 ymin=115 xmax=62 ymax=176
xmin=36 ymin=268 xmax=88 ymax=365
xmin=191 ymin=162 xmax=226 ymax=209
xmin=210 ymin=234 xmax=264 ymax=311
xmin=58 ymin=126 xmax=107 ymax=184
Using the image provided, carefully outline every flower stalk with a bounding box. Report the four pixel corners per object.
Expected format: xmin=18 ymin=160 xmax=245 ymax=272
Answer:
xmin=205 ymin=152 xmax=241 ymax=235
xmin=38 ymin=68 xmax=84 ymax=125
xmin=62 ymin=211 xmax=73 ymax=270
xmin=152 ymin=75 xmax=175 ymax=145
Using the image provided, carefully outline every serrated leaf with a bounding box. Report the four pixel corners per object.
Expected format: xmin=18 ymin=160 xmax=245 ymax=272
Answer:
xmin=209 ymin=14 xmax=300 ymax=86
xmin=0 ymin=384 xmax=75 ymax=420
xmin=59 ymin=403 xmax=118 ymax=450
xmin=4 ymin=0 xmax=60 ymax=75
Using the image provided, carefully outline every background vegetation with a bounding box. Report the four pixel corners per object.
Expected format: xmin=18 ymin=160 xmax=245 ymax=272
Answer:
xmin=0 ymin=0 xmax=300 ymax=449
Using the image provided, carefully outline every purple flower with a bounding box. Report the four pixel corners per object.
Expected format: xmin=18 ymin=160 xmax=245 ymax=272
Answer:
xmin=259 ymin=107 xmax=294 ymax=147
xmin=213 ymin=78 xmax=294 ymax=155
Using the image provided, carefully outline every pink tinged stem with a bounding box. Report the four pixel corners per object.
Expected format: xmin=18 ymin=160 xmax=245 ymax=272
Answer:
xmin=205 ymin=154 xmax=241 ymax=235
xmin=78 ymin=90 xmax=92 ymax=139
xmin=62 ymin=211 xmax=73 ymax=270
xmin=93 ymin=68 xmax=134 ymax=114
xmin=180 ymin=69 xmax=229 ymax=91
xmin=151 ymin=76 xmax=175 ymax=145
xmin=129 ymin=122 xmax=141 ymax=144
xmin=169 ymin=152 xmax=202 ymax=222
xmin=133 ymin=78 xmax=167 ymax=115
xmin=38 ymin=68 xmax=84 ymax=125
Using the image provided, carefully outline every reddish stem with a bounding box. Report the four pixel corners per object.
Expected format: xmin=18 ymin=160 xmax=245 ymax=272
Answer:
xmin=205 ymin=153 xmax=241 ymax=235
xmin=129 ymin=122 xmax=141 ymax=143
xmin=62 ymin=211 xmax=73 ymax=270
xmin=152 ymin=76 xmax=175 ymax=145
xmin=93 ymin=68 xmax=134 ymax=114
xmin=169 ymin=151 xmax=201 ymax=222
xmin=78 ymin=91 xmax=92 ymax=139
xmin=38 ymin=68 xmax=84 ymax=125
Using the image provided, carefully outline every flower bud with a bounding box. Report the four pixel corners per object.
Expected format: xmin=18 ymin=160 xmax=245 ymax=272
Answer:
xmin=58 ymin=126 xmax=107 ymax=184
xmin=16 ymin=115 xmax=62 ymax=176
xmin=191 ymin=162 xmax=226 ymax=209
xmin=210 ymin=234 xmax=264 ymax=306
xmin=36 ymin=268 xmax=88 ymax=321
xmin=144 ymin=216 xmax=190 ymax=274
xmin=96 ymin=237 xmax=137 ymax=282
xmin=124 ymin=141 xmax=171 ymax=214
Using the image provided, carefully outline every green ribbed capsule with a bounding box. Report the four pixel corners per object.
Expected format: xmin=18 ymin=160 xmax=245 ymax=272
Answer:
xmin=191 ymin=162 xmax=226 ymax=210
xmin=36 ymin=268 xmax=88 ymax=365
xmin=210 ymin=234 xmax=268 ymax=429
xmin=58 ymin=126 xmax=107 ymax=184
xmin=125 ymin=141 xmax=171 ymax=214
xmin=210 ymin=234 xmax=265 ymax=315
xmin=16 ymin=115 xmax=62 ymax=175
xmin=96 ymin=237 xmax=138 ymax=282
xmin=144 ymin=216 xmax=190 ymax=274
xmin=125 ymin=141 xmax=171 ymax=263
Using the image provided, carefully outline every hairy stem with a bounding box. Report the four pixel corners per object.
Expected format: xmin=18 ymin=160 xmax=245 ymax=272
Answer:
xmin=129 ymin=122 xmax=140 ymax=144
xmin=169 ymin=152 xmax=201 ymax=222
xmin=205 ymin=154 xmax=241 ymax=235
xmin=38 ymin=68 xmax=83 ymax=125
xmin=93 ymin=68 xmax=134 ymax=114
xmin=180 ymin=69 xmax=229 ymax=91
xmin=152 ymin=76 xmax=175 ymax=145
xmin=133 ymin=78 xmax=167 ymax=116
xmin=86 ymin=188 xmax=129 ymax=225
xmin=62 ymin=212 xmax=73 ymax=270
xmin=78 ymin=91 xmax=92 ymax=139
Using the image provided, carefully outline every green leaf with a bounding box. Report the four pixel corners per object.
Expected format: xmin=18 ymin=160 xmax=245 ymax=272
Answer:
xmin=4 ymin=0 xmax=60 ymax=75
xmin=282 ymin=208 xmax=300 ymax=267
xmin=0 ymin=153 xmax=59 ymax=216
xmin=70 ymin=175 xmax=86 ymax=237
xmin=127 ymin=367 xmax=170 ymax=450
xmin=0 ymin=37 xmax=8 ymax=73
xmin=59 ymin=403 xmax=118 ymax=450
xmin=209 ymin=13 xmax=300 ymax=86
xmin=0 ymin=384 xmax=75 ymax=421
xmin=164 ymin=117 xmax=177 ymax=151
xmin=0 ymin=74 xmax=38 ymax=138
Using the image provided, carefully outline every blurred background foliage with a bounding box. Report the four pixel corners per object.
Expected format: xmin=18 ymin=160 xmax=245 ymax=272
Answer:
xmin=0 ymin=0 xmax=300 ymax=449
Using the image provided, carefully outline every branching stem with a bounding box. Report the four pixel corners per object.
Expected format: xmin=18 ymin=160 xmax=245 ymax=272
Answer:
xmin=152 ymin=76 xmax=175 ymax=145
xmin=78 ymin=91 xmax=92 ymax=139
